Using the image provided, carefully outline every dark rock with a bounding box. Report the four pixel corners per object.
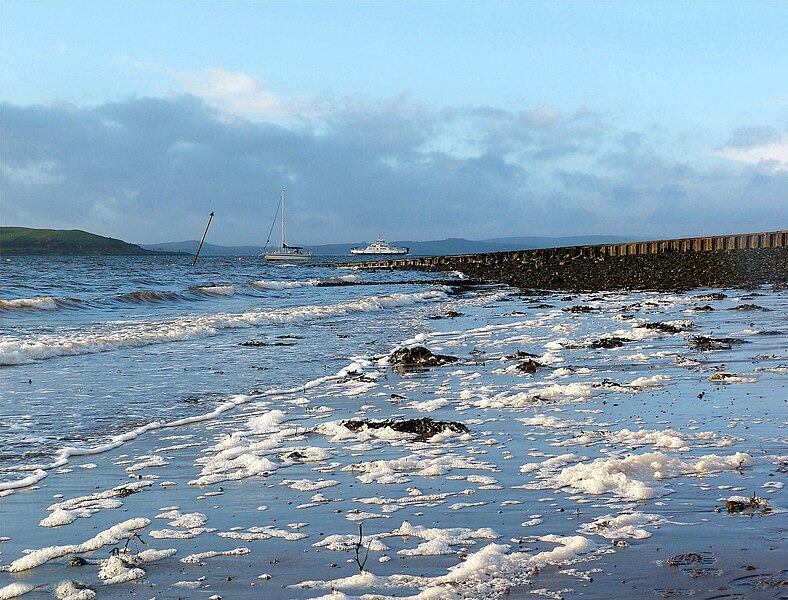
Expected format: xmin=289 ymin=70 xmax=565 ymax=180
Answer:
xmin=390 ymin=346 xmax=458 ymax=368
xmin=692 ymin=305 xmax=715 ymax=312
xmin=694 ymin=292 xmax=727 ymax=300
xmin=282 ymin=451 xmax=308 ymax=461
xmin=594 ymin=378 xmax=626 ymax=388
xmin=732 ymin=303 xmax=770 ymax=311
xmin=516 ymin=359 xmax=543 ymax=373
xmin=68 ymin=557 xmax=89 ymax=567
xmin=339 ymin=371 xmax=377 ymax=383
xmin=507 ymin=351 xmax=540 ymax=360
xmin=344 ymin=247 xmax=788 ymax=292
xmin=240 ymin=340 xmax=296 ymax=347
xmin=114 ymin=485 xmax=141 ymax=498
xmin=342 ymin=417 xmax=469 ymax=439
xmin=429 ymin=310 xmax=462 ymax=320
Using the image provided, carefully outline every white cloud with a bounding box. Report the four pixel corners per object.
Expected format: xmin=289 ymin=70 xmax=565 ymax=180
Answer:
xmin=713 ymin=139 xmax=788 ymax=172
xmin=171 ymin=67 xmax=321 ymax=118
xmin=1 ymin=162 xmax=64 ymax=185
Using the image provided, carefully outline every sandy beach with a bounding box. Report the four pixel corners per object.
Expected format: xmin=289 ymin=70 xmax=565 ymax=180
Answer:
xmin=1 ymin=282 xmax=786 ymax=599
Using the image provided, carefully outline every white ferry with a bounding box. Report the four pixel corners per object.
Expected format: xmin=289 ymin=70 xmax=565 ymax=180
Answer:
xmin=350 ymin=239 xmax=409 ymax=255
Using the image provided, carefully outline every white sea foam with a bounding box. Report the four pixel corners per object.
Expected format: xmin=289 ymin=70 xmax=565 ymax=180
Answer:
xmin=3 ymin=518 xmax=150 ymax=572
xmin=389 ymin=521 xmax=499 ymax=556
xmin=180 ymin=547 xmax=251 ymax=564
xmin=0 ymin=290 xmax=443 ymax=365
xmin=580 ymin=511 xmax=672 ymax=539
xmin=0 ymin=582 xmax=37 ymax=598
xmin=98 ymin=555 xmax=145 ymax=585
xmin=249 ymin=279 xmax=319 ymax=290
xmin=341 ymin=453 xmax=496 ymax=485
xmin=552 ymin=451 xmax=753 ymax=500
xmin=0 ymin=469 xmax=47 ymax=492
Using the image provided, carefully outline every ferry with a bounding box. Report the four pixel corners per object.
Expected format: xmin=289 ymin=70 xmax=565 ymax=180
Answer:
xmin=350 ymin=239 xmax=409 ymax=255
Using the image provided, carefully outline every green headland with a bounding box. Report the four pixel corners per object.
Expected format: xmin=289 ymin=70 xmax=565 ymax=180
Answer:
xmin=0 ymin=227 xmax=158 ymax=256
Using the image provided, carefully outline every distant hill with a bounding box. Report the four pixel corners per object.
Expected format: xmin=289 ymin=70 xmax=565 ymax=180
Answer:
xmin=142 ymin=240 xmax=263 ymax=256
xmin=482 ymin=235 xmax=633 ymax=249
xmin=143 ymin=238 xmax=522 ymax=256
xmin=0 ymin=227 xmax=160 ymax=256
xmin=142 ymin=235 xmax=634 ymax=257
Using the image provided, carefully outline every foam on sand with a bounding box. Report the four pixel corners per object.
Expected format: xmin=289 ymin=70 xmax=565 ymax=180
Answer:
xmin=2 ymin=518 xmax=150 ymax=572
xmin=552 ymin=451 xmax=753 ymax=500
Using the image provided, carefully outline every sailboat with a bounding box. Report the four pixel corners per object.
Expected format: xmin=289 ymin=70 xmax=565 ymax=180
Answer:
xmin=263 ymin=189 xmax=312 ymax=261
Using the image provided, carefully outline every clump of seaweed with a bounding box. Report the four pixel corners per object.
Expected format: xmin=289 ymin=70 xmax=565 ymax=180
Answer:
xmin=562 ymin=305 xmax=598 ymax=313
xmin=688 ymin=336 xmax=746 ymax=351
xmin=638 ymin=321 xmax=684 ymax=334
xmin=725 ymin=493 xmax=771 ymax=514
xmin=588 ymin=337 xmax=629 ymax=349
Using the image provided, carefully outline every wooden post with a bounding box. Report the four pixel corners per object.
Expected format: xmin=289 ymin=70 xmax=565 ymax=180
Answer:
xmin=192 ymin=211 xmax=214 ymax=266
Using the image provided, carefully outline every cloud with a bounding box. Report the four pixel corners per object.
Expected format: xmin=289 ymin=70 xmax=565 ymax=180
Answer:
xmin=713 ymin=140 xmax=788 ymax=172
xmin=1 ymin=93 xmax=786 ymax=245
xmin=170 ymin=67 xmax=322 ymax=119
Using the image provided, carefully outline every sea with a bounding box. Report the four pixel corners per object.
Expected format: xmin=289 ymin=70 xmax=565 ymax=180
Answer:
xmin=0 ymin=254 xmax=785 ymax=599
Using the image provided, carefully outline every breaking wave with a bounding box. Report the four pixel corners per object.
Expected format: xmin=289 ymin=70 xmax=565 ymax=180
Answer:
xmin=248 ymin=274 xmax=361 ymax=290
xmin=188 ymin=285 xmax=237 ymax=296
xmin=249 ymin=279 xmax=320 ymax=290
xmin=113 ymin=290 xmax=185 ymax=304
xmin=0 ymin=296 xmax=61 ymax=311
xmin=0 ymin=290 xmax=444 ymax=365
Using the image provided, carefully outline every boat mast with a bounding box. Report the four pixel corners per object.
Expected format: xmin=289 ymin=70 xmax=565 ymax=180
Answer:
xmin=281 ymin=189 xmax=286 ymax=251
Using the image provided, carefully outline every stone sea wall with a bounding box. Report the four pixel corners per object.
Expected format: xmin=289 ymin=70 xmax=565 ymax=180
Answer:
xmin=343 ymin=230 xmax=788 ymax=290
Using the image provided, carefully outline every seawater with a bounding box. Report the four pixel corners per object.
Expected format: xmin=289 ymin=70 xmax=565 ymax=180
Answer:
xmin=0 ymin=255 xmax=449 ymax=484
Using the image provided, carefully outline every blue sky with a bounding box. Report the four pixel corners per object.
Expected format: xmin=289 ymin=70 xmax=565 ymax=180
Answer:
xmin=1 ymin=0 xmax=786 ymax=245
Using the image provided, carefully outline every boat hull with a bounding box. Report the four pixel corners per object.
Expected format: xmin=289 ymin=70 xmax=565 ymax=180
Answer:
xmin=264 ymin=251 xmax=312 ymax=261
xmin=350 ymin=249 xmax=409 ymax=255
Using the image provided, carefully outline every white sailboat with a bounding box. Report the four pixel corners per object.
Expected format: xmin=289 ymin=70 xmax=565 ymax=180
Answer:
xmin=263 ymin=189 xmax=312 ymax=261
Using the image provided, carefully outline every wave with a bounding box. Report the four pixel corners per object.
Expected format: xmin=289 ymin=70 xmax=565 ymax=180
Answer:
xmin=249 ymin=279 xmax=319 ymax=290
xmin=0 ymin=291 xmax=444 ymax=365
xmin=0 ymin=359 xmax=375 ymax=491
xmin=248 ymin=274 xmax=361 ymax=290
xmin=188 ymin=285 xmax=237 ymax=296
xmin=0 ymin=296 xmax=65 ymax=312
xmin=112 ymin=290 xmax=184 ymax=304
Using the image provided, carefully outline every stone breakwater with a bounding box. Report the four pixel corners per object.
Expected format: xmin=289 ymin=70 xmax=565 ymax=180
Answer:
xmin=341 ymin=230 xmax=788 ymax=291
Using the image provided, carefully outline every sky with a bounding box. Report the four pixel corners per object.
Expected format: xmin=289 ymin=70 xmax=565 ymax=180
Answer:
xmin=1 ymin=0 xmax=787 ymax=246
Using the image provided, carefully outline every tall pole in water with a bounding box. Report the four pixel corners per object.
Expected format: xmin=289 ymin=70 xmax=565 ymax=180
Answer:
xmin=281 ymin=189 xmax=286 ymax=250
xmin=192 ymin=211 xmax=214 ymax=266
